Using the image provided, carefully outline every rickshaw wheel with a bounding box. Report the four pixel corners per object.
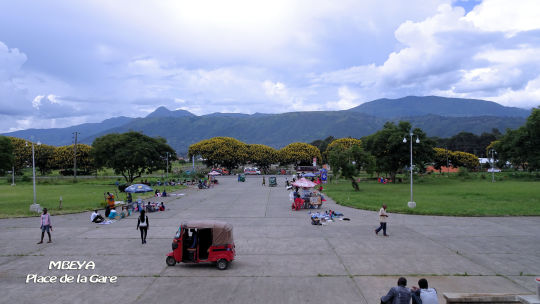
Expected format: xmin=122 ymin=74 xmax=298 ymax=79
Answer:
xmin=216 ymin=259 xmax=228 ymax=270
xmin=166 ymin=256 xmax=176 ymax=266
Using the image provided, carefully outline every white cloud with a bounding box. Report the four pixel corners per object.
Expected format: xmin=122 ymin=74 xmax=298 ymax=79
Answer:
xmin=47 ymin=94 xmax=59 ymax=104
xmin=466 ymin=0 xmax=540 ymax=33
xmin=325 ymin=86 xmax=362 ymax=110
xmin=314 ymin=1 xmax=540 ymax=109
xmin=0 ymin=41 xmax=27 ymax=80
xmin=32 ymin=95 xmax=44 ymax=109
xmin=2 ymin=0 xmax=540 ymax=133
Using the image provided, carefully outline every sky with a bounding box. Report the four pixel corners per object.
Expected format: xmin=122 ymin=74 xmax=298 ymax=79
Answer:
xmin=1 ymin=0 xmax=540 ymax=133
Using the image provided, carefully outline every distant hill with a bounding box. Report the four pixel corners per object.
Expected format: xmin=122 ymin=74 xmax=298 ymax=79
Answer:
xmin=2 ymin=96 xmax=531 ymax=154
xmin=349 ymin=96 xmax=531 ymax=118
xmin=145 ymin=106 xmax=195 ymax=118
xmin=3 ymin=116 xmax=134 ymax=145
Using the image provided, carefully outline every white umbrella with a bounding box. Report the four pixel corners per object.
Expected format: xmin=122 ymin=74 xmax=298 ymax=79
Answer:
xmin=208 ymin=171 xmax=221 ymax=176
xmin=292 ymin=178 xmax=316 ymax=188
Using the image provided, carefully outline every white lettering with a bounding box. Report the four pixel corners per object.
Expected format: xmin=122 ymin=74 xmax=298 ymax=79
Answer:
xmin=49 ymin=261 xmax=61 ymax=270
xmin=26 ymin=274 xmax=36 ymax=283
xmin=85 ymin=261 xmax=95 ymax=270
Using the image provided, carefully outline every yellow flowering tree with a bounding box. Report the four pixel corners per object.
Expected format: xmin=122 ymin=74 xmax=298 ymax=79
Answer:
xmin=278 ymin=142 xmax=322 ymax=166
xmin=247 ymin=144 xmax=278 ymax=174
xmin=188 ymin=137 xmax=249 ymax=171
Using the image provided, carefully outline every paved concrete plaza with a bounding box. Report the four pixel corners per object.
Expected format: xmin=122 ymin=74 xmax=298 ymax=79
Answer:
xmin=1 ymin=176 xmax=539 ymax=304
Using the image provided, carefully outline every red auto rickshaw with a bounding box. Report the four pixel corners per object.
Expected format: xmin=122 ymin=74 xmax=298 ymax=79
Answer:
xmin=166 ymin=220 xmax=235 ymax=270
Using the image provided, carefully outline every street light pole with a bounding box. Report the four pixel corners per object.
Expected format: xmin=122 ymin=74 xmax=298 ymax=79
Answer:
xmin=32 ymin=140 xmax=37 ymax=205
xmin=403 ymin=132 xmax=420 ymax=208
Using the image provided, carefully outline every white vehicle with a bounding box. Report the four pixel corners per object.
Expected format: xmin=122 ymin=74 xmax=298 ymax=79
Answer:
xmin=244 ymin=167 xmax=261 ymax=175
xmin=487 ymin=168 xmax=501 ymax=172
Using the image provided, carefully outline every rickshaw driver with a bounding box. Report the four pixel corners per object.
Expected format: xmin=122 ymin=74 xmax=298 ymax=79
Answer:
xmin=186 ymin=229 xmax=198 ymax=261
xmin=190 ymin=230 xmax=198 ymax=249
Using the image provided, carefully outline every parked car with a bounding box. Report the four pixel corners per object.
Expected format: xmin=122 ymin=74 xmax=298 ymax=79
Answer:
xmin=244 ymin=167 xmax=261 ymax=175
xmin=211 ymin=168 xmax=230 ymax=175
xmin=487 ymin=168 xmax=501 ymax=172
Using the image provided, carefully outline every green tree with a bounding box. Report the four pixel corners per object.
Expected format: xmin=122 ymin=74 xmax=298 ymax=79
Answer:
xmin=493 ymin=107 xmax=540 ymax=171
xmin=8 ymin=137 xmax=31 ymax=174
xmin=278 ymin=142 xmax=322 ymax=166
xmin=433 ymin=147 xmax=451 ymax=173
xmin=92 ymin=132 xmax=176 ymax=183
xmin=188 ymin=137 xmax=249 ymax=171
xmin=524 ymin=107 xmax=540 ymax=169
xmin=450 ymin=151 xmax=480 ymax=170
xmin=54 ymin=144 xmax=95 ymax=174
xmin=327 ymin=138 xmax=375 ymax=190
xmin=310 ymin=136 xmax=334 ymax=163
xmin=247 ymin=144 xmax=278 ymax=174
xmin=0 ymin=136 xmax=14 ymax=173
xmin=34 ymin=143 xmax=56 ymax=175
xmin=363 ymin=121 xmax=434 ymax=182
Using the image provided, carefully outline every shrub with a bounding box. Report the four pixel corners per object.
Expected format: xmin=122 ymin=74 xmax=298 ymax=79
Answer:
xmin=457 ymin=168 xmax=470 ymax=178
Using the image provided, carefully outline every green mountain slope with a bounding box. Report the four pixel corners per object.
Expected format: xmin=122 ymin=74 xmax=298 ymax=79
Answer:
xmin=349 ymin=96 xmax=531 ymax=118
xmin=2 ymin=96 xmax=530 ymax=154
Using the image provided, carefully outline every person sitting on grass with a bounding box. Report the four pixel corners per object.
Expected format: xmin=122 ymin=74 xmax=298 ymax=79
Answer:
xmin=90 ymin=210 xmax=104 ymax=223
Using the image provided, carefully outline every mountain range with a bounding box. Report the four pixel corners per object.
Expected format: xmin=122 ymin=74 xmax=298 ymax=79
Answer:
xmin=3 ymin=96 xmax=532 ymax=154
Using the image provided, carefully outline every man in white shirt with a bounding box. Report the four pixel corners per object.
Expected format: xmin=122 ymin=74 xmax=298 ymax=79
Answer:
xmin=374 ymin=204 xmax=389 ymax=236
xmin=91 ymin=210 xmax=104 ymax=223
xmin=411 ymin=278 xmax=438 ymax=304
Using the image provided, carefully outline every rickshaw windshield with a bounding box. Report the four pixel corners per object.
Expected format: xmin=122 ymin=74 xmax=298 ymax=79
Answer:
xmin=175 ymin=227 xmax=181 ymax=239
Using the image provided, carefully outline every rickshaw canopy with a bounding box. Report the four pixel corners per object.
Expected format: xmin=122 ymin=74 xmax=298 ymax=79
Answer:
xmin=180 ymin=220 xmax=233 ymax=246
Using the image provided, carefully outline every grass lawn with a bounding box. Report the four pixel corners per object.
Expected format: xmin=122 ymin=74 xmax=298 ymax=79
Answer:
xmin=0 ymin=178 xmax=186 ymax=218
xmin=324 ymin=176 xmax=540 ymax=216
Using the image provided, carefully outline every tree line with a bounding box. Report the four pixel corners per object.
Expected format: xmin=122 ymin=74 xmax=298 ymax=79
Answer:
xmin=0 ymin=132 xmax=175 ymax=183
xmin=187 ymin=137 xmax=321 ymax=174
xmin=1 ymin=107 xmax=538 ymax=183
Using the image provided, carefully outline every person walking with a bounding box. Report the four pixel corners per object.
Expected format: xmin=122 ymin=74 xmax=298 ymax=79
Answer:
xmin=262 ymin=176 xmax=266 ymax=186
xmin=375 ymin=204 xmax=389 ymax=236
xmin=38 ymin=208 xmax=52 ymax=244
xmin=136 ymin=210 xmax=149 ymax=244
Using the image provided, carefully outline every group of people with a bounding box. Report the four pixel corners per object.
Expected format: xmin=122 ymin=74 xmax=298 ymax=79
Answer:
xmin=88 ymin=203 xmax=156 ymax=244
xmin=154 ymin=189 xmax=167 ymax=197
xmin=381 ymin=277 xmax=438 ymax=304
xmin=290 ymin=187 xmax=326 ymax=210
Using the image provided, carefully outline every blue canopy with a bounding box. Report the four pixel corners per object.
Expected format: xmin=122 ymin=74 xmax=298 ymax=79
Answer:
xmin=124 ymin=184 xmax=153 ymax=193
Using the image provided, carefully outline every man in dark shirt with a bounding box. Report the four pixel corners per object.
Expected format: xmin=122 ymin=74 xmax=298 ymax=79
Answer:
xmin=381 ymin=277 xmax=412 ymax=304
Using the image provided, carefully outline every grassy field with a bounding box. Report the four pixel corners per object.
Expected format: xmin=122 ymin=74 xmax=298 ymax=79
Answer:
xmin=0 ymin=178 xmax=186 ymax=218
xmin=324 ymin=175 xmax=540 ymax=216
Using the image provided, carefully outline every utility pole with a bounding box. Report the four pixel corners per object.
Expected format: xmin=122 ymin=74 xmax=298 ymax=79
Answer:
xmin=491 ymin=149 xmax=496 ymax=183
xmin=73 ymin=132 xmax=79 ymax=180
xmin=11 ymin=165 xmax=15 ymax=186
